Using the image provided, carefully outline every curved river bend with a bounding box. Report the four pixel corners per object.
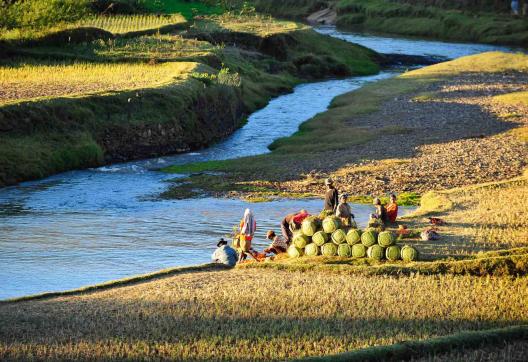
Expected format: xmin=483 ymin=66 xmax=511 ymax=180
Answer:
xmin=0 ymin=28 xmax=513 ymax=300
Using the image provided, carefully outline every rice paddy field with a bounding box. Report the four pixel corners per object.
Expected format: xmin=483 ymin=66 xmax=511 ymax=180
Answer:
xmin=0 ymin=268 xmax=527 ymax=361
xmin=74 ymin=14 xmax=186 ymax=34
xmin=0 ymin=61 xmax=197 ymax=104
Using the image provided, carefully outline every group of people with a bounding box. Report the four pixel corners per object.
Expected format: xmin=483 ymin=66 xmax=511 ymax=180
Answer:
xmin=211 ymin=178 xmax=399 ymax=267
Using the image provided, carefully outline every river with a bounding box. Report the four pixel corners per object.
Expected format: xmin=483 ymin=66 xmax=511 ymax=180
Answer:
xmin=0 ymin=27 xmax=513 ymax=300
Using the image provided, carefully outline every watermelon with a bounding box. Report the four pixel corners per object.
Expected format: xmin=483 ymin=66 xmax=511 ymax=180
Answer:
xmin=331 ymin=229 xmax=347 ymax=245
xmin=301 ymin=216 xmax=319 ymax=236
xmin=352 ymin=243 xmax=367 ymax=258
xmin=337 ymin=243 xmax=352 ymax=257
xmin=367 ymin=245 xmax=384 ymax=261
xmin=321 ymin=243 xmax=337 ymax=256
xmin=378 ymin=231 xmax=395 ymax=247
xmin=401 ymin=245 xmax=419 ymax=262
xmin=287 ymin=245 xmax=303 ymax=258
xmin=322 ymin=216 xmax=340 ymax=233
xmin=312 ymin=231 xmax=329 ymax=246
xmin=346 ymin=228 xmax=362 ymax=245
xmin=293 ymin=231 xmax=310 ymax=249
xmin=385 ymin=245 xmax=401 ymax=261
xmin=361 ymin=229 xmax=378 ymax=247
xmin=305 ymin=243 xmax=319 ymax=257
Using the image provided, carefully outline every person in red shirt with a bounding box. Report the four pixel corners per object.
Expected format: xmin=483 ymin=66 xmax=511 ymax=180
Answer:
xmin=386 ymin=193 xmax=399 ymax=223
xmin=280 ymin=209 xmax=309 ymax=242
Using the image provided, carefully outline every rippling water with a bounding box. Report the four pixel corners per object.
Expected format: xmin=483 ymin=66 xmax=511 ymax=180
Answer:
xmin=0 ymin=27 xmax=511 ymax=300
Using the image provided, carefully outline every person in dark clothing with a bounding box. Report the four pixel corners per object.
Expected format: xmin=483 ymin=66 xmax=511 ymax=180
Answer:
xmin=373 ymin=197 xmax=388 ymax=224
xmin=323 ymin=178 xmax=339 ymax=213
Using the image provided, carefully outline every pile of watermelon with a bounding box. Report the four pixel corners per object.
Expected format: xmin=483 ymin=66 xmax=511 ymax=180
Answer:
xmin=287 ymin=215 xmax=419 ymax=262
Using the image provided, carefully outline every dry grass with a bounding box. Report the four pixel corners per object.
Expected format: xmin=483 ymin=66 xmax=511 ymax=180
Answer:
xmin=194 ymin=13 xmax=306 ymax=36
xmin=75 ymin=14 xmax=186 ymax=34
xmin=0 ymin=268 xmax=527 ymax=361
xmin=0 ymin=61 xmax=198 ymax=104
xmin=409 ymin=177 xmax=528 ymax=258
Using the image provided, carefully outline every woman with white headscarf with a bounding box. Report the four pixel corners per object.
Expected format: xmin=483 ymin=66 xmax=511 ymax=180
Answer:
xmin=238 ymin=208 xmax=256 ymax=262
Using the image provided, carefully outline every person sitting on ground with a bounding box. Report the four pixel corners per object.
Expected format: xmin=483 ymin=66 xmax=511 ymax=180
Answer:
xmin=211 ymin=238 xmax=237 ymax=267
xmin=386 ymin=193 xmax=399 ymax=224
xmin=264 ymin=230 xmax=289 ymax=255
xmin=323 ymin=178 xmax=339 ymax=214
xmin=238 ymin=208 xmax=256 ymax=262
xmin=281 ymin=209 xmax=309 ymax=242
xmin=373 ymin=197 xmax=388 ymax=225
xmin=336 ymin=193 xmax=356 ymax=227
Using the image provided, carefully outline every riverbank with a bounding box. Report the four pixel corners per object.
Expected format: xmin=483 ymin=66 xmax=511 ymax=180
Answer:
xmin=238 ymin=0 xmax=528 ymax=46
xmin=163 ymin=51 xmax=528 ymax=203
xmin=0 ymin=7 xmax=378 ymax=186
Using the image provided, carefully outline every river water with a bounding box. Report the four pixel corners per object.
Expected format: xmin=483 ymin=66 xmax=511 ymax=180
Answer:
xmin=0 ymin=28 xmax=513 ymax=300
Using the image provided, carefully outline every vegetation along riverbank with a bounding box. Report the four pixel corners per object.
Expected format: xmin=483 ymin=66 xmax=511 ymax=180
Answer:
xmin=236 ymin=0 xmax=528 ymax=46
xmin=0 ymin=0 xmax=379 ymax=187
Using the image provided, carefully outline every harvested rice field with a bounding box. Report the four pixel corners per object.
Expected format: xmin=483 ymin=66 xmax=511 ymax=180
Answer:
xmin=1 ymin=269 xmax=527 ymax=361
xmin=0 ymin=61 xmax=197 ymax=104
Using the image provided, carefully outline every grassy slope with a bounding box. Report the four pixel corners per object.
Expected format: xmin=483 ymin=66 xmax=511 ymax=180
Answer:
xmin=0 ymin=266 xmax=527 ymax=361
xmin=235 ymin=0 xmax=528 ymax=46
xmin=162 ymin=51 xmax=528 ymax=200
xmin=0 ymin=8 xmax=378 ymax=186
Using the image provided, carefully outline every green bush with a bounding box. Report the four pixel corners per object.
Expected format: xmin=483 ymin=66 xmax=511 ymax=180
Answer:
xmin=304 ymin=243 xmax=319 ymax=257
xmin=352 ymin=243 xmax=367 ymax=258
xmin=322 ymin=215 xmax=340 ymax=233
xmin=346 ymin=228 xmax=362 ymax=245
xmin=378 ymin=231 xmax=396 ymax=247
xmin=361 ymin=229 xmax=378 ymax=247
xmin=312 ymin=231 xmax=328 ymax=246
xmin=287 ymin=245 xmax=303 ymax=258
xmin=331 ymin=229 xmax=347 ymax=245
xmin=401 ymin=245 xmax=419 ymax=262
xmin=385 ymin=245 xmax=401 ymax=261
xmin=321 ymin=243 xmax=337 ymax=257
xmin=367 ymin=244 xmax=385 ymax=261
xmin=337 ymin=243 xmax=352 ymax=257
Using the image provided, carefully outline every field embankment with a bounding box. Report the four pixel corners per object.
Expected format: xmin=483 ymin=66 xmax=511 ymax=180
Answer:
xmin=0 ymin=3 xmax=378 ymax=187
xmin=237 ymin=0 xmax=528 ymax=46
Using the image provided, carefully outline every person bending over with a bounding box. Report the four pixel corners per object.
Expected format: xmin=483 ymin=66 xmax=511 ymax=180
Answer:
xmin=264 ymin=230 xmax=289 ymax=255
xmin=281 ymin=209 xmax=309 ymax=243
xmin=212 ymin=238 xmax=237 ymax=267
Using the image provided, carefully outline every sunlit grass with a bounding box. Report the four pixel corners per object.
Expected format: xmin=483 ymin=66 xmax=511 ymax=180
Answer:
xmin=0 ymin=269 xmax=527 ymax=360
xmin=74 ymin=14 xmax=186 ymax=34
xmin=0 ymin=61 xmax=198 ymax=104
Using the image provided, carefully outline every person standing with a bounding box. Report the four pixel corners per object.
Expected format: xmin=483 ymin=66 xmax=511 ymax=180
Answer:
xmin=211 ymin=238 xmax=237 ymax=267
xmin=336 ymin=193 xmax=356 ymax=227
xmin=238 ymin=208 xmax=256 ymax=262
xmin=323 ymin=178 xmax=339 ymax=214
xmin=386 ymin=193 xmax=399 ymax=223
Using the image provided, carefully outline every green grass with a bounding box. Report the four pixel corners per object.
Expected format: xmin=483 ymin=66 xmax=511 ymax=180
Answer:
xmin=142 ymin=0 xmax=224 ymax=19
xmin=335 ymin=0 xmax=528 ymax=45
